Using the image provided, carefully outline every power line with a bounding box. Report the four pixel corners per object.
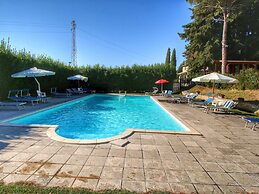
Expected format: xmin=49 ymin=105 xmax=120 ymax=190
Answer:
xmin=78 ymin=28 xmax=151 ymax=60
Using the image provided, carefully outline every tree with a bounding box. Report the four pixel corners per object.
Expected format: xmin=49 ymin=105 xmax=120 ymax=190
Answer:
xmin=165 ymin=48 xmax=171 ymax=65
xmin=186 ymin=0 xmax=253 ymax=74
xmin=170 ymin=48 xmax=177 ymax=70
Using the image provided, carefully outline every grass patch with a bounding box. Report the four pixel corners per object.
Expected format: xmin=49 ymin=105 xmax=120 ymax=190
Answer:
xmin=189 ymin=85 xmax=259 ymax=101
xmin=0 ymin=182 xmax=170 ymax=194
xmin=0 ymin=183 xmax=134 ymax=194
xmin=230 ymin=109 xmax=259 ymax=117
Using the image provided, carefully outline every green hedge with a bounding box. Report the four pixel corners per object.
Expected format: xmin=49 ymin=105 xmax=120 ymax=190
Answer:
xmin=0 ymin=40 xmax=176 ymax=99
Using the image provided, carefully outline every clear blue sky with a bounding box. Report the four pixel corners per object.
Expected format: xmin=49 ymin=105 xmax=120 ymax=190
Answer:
xmin=0 ymin=0 xmax=191 ymax=67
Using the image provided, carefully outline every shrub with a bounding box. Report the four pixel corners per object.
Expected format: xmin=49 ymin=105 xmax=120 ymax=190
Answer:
xmin=235 ymin=68 xmax=259 ymax=90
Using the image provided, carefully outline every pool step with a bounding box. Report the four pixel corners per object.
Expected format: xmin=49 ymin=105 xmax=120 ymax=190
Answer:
xmin=110 ymin=139 xmax=130 ymax=147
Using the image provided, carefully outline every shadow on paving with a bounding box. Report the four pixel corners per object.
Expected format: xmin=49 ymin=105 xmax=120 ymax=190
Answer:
xmin=0 ymin=126 xmax=40 ymax=150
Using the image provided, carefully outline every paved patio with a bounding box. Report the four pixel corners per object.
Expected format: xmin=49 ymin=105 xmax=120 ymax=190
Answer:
xmin=0 ymin=96 xmax=258 ymax=193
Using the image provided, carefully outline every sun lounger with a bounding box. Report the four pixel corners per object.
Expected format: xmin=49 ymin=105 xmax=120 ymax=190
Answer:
xmin=242 ymin=117 xmax=259 ymax=131
xmin=161 ymin=90 xmax=173 ymax=96
xmin=204 ymin=100 xmax=237 ymax=113
xmin=9 ymin=96 xmax=40 ymax=105
xmin=190 ymin=97 xmax=213 ymax=107
xmin=145 ymin=87 xmax=159 ymax=95
xmin=72 ymin=88 xmax=84 ymax=94
xmin=37 ymin=90 xmax=49 ymax=102
xmin=51 ymin=87 xmax=71 ymax=97
xmin=0 ymin=101 xmax=26 ymax=110
xmin=167 ymin=93 xmax=198 ymax=104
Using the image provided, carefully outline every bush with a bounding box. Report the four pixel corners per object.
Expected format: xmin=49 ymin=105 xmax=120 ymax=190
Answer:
xmin=235 ymin=68 xmax=259 ymax=90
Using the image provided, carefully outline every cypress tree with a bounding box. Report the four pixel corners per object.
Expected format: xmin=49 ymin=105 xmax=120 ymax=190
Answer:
xmin=171 ymin=48 xmax=177 ymax=70
xmin=165 ymin=48 xmax=171 ymax=65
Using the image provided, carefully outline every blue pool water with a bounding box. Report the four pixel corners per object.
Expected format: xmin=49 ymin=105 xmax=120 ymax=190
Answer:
xmin=9 ymin=94 xmax=187 ymax=139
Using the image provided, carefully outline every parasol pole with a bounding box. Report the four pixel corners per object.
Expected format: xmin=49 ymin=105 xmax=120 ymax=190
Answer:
xmin=161 ymin=83 xmax=163 ymax=92
xmin=33 ymin=77 xmax=41 ymax=92
xmin=213 ymin=80 xmax=215 ymax=94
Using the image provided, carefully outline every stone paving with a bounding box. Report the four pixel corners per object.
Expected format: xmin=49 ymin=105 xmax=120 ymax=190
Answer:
xmin=0 ymin=96 xmax=258 ymax=193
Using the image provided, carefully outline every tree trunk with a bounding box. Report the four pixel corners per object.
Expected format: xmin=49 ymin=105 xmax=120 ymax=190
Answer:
xmin=221 ymin=6 xmax=228 ymax=74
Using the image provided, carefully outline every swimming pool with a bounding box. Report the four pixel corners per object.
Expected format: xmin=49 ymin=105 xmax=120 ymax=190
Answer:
xmin=9 ymin=94 xmax=187 ymax=140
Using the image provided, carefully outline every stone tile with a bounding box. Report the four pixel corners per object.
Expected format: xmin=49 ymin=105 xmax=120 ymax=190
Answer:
xmin=72 ymin=178 xmax=98 ymax=190
xmin=96 ymin=179 xmax=121 ymax=190
xmin=239 ymin=163 xmax=259 ymax=173
xmin=9 ymin=152 xmax=35 ymax=162
xmin=181 ymin=161 xmax=204 ymax=171
xmin=125 ymin=150 xmax=142 ymax=158
xmin=35 ymin=163 xmax=62 ymax=176
xmin=186 ymin=171 xmax=214 ymax=184
xmin=171 ymin=145 xmax=190 ymax=153
xmin=3 ymin=174 xmax=30 ymax=184
xmin=100 ymin=167 xmax=123 ymax=179
xmin=146 ymin=182 xmax=171 ymax=192
xmin=14 ymin=162 xmax=42 ymax=175
xmin=182 ymin=141 xmax=199 ymax=147
xmin=156 ymin=145 xmax=173 ymax=153
xmin=165 ymin=170 xmax=191 ymax=183
xmin=27 ymin=174 xmax=52 ymax=186
xmin=141 ymin=145 xmax=156 ymax=151
xmin=122 ymin=180 xmax=146 ymax=192
xmin=91 ymin=148 xmax=109 ymax=157
xmin=162 ymin=160 xmax=183 ymax=170
xmin=47 ymin=176 xmax=75 ymax=187
xmin=0 ymin=173 xmax=8 ymax=180
xmin=229 ymin=172 xmax=259 ymax=186
xmin=144 ymin=159 xmax=163 ymax=169
xmin=218 ymin=163 xmax=245 ymax=173
xmin=57 ymin=146 xmax=78 ymax=155
xmin=24 ymin=145 xmax=46 ymax=153
xmin=0 ymin=152 xmax=18 ymax=161
xmin=66 ymin=154 xmax=88 ymax=165
xmin=176 ymin=153 xmax=196 ymax=161
xmin=48 ymin=154 xmax=71 ymax=164
xmin=145 ymin=169 xmax=167 ymax=182
xmin=74 ymin=147 xmax=93 ymax=155
xmin=194 ymin=184 xmax=223 ymax=194
xmin=79 ymin=166 xmax=102 ymax=179
xmin=218 ymin=185 xmax=245 ymax=194
xmin=193 ymin=153 xmax=215 ymax=162
xmin=28 ymin=153 xmax=53 ymax=163
xmin=243 ymin=186 xmax=259 ymax=193
xmin=125 ymin=144 xmax=141 ymax=151
xmin=158 ymin=151 xmax=178 ymax=160
xmin=208 ymin=172 xmax=238 ymax=186
xmin=108 ymin=148 xmax=125 ymax=157
xmin=85 ymin=156 xmax=106 ymax=166
xmin=170 ymin=183 xmax=197 ymax=193
xmin=40 ymin=146 xmax=61 ymax=154
xmin=105 ymin=157 xmax=124 ymax=167
xmin=0 ymin=161 xmax=23 ymax=173
xmin=200 ymin=162 xmax=224 ymax=172
xmin=143 ymin=150 xmax=160 ymax=159
xmin=124 ymin=158 xmax=143 ymax=168
xmin=123 ymin=167 xmax=144 ymax=181
xmin=57 ymin=164 xmax=83 ymax=178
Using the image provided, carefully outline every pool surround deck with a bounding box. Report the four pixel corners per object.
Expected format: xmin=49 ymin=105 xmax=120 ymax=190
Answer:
xmin=0 ymin=96 xmax=258 ymax=192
